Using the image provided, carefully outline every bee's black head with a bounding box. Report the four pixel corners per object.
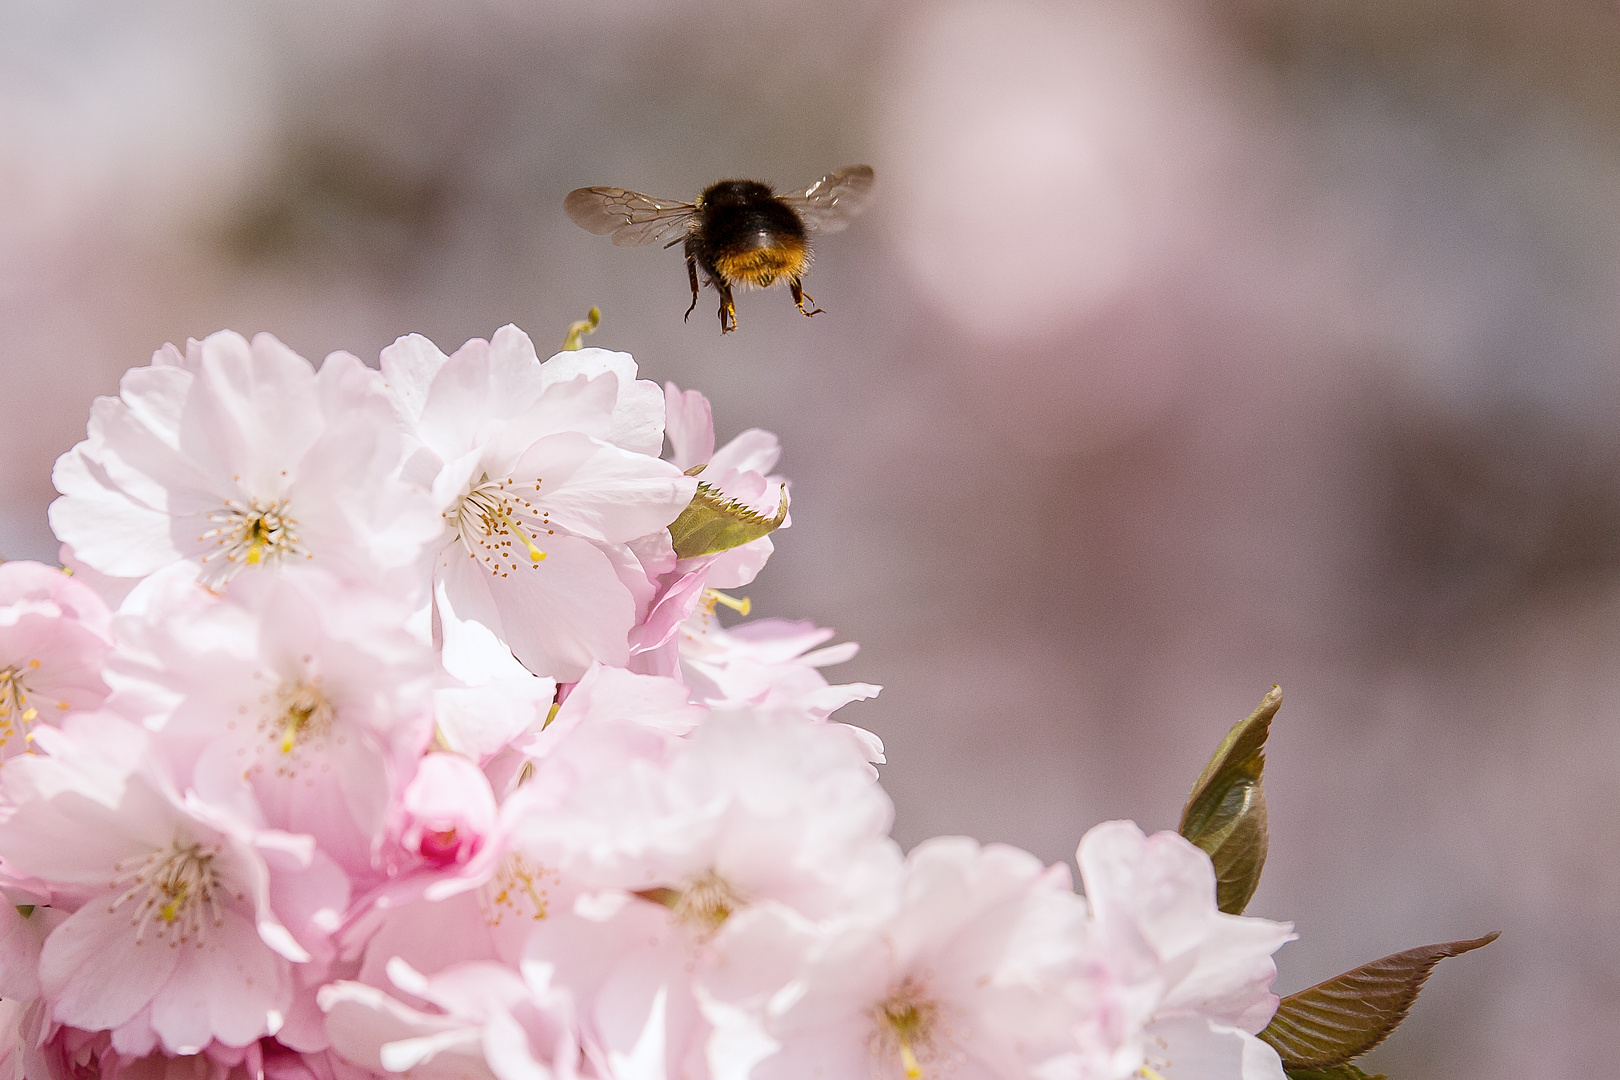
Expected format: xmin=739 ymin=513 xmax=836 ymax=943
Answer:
xmin=699 ymin=179 xmax=777 ymax=207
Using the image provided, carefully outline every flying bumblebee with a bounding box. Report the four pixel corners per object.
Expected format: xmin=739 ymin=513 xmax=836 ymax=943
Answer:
xmin=564 ymin=165 xmax=875 ymax=334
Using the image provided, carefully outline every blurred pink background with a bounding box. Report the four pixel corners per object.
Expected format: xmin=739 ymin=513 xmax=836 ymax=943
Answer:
xmin=3 ymin=2 xmax=1617 ymax=1076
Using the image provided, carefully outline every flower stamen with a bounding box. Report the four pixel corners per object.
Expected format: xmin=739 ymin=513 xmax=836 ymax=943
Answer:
xmin=482 ymin=853 xmax=554 ymax=925
xmin=108 ymin=839 xmax=230 ymax=947
xmin=701 ymin=589 xmax=751 ymax=616
xmin=0 ymin=662 xmax=61 ymax=757
xmin=635 ymin=869 xmax=745 ymax=935
xmin=873 ymin=979 xmax=939 ymax=1080
xmin=199 ymin=498 xmax=305 ymax=578
xmin=273 ymin=680 xmax=334 ymax=756
xmin=455 ymin=482 xmax=553 ymax=576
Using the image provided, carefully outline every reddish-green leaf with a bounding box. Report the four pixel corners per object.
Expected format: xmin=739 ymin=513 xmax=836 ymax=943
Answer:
xmin=1284 ymin=1066 xmax=1386 ymax=1080
xmin=1262 ymin=932 xmax=1500 ymax=1068
xmin=1178 ymin=685 xmax=1281 ymax=914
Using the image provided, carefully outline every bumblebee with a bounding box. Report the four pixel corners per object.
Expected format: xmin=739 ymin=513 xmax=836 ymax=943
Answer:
xmin=564 ymin=166 xmax=874 ymax=333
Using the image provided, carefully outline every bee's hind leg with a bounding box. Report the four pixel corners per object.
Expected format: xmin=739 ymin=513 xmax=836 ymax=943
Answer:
xmin=789 ymin=277 xmax=824 ymax=318
xmin=716 ymin=278 xmax=738 ymax=334
xmin=684 ymin=254 xmax=700 ymax=323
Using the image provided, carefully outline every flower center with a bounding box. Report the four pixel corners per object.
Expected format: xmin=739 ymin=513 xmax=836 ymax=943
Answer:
xmin=872 ymin=978 xmax=940 ymax=1080
xmin=635 ymin=869 xmax=746 ymax=934
xmin=481 ymin=853 xmax=555 ymax=925
xmin=453 ymin=477 xmax=552 ymax=579
xmin=108 ymin=839 xmax=233 ymax=946
xmin=270 ymin=679 xmax=335 ymax=757
xmin=199 ymin=498 xmax=306 ymax=578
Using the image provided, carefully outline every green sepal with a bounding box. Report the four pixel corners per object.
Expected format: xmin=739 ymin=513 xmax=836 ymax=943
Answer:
xmin=668 ymin=481 xmax=789 ymax=560
xmin=1178 ymin=684 xmax=1281 ymax=914
xmin=1284 ymin=1066 xmax=1386 ymax=1080
xmin=14 ymin=905 xmax=34 ymax=918
xmin=1261 ymin=932 xmax=1500 ymax=1068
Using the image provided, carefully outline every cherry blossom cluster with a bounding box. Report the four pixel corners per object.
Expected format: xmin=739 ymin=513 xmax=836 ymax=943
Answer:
xmin=0 ymin=326 xmax=1295 ymax=1080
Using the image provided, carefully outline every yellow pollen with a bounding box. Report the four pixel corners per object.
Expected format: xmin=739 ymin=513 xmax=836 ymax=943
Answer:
xmin=1139 ymin=1069 xmax=1169 ymax=1080
xmin=702 ymin=588 xmax=751 ymax=616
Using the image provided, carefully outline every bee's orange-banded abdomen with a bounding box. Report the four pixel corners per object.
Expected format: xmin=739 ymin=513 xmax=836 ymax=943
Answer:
xmin=713 ymin=236 xmax=810 ymax=289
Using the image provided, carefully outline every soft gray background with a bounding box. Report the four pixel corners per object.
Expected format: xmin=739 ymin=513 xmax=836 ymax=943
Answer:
xmin=3 ymin=2 xmax=1616 ymax=1076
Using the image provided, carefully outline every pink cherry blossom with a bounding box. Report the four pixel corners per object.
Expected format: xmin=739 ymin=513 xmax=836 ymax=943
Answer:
xmin=49 ymin=331 xmax=439 ymax=596
xmin=103 ymin=568 xmax=435 ymax=888
xmin=321 ymin=958 xmax=578 ymax=1080
xmin=677 ymin=614 xmax=879 ymax=722
xmin=0 ymin=713 xmax=347 ymax=1054
xmin=506 ymin=711 xmax=901 ymax=1080
xmin=702 ymin=837 xmax=1098 ymax=1080
xmin=1074 ymin=821 xmax=1295 ymax=1080
xmin=379 ymin=327 xmax=695 ymax=682
xmin=0 ymin=561 xmax=113 ymax=765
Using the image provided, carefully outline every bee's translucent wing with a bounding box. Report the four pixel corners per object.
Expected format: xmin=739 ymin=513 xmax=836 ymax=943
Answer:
xmin=564 ymin=187 xmax=698 ymax=247
xmin=779 ymin=165 xmax=875 ymax=234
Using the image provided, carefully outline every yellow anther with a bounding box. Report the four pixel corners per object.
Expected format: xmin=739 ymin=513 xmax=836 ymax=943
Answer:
xmin=26 ymin=659 xmax=39 ymax=670
xmin=246 ymin=545 xmax=262 ymax=566
xmin=899 ymin=1041 xmax=923 ymax=1080
xmin=21 ymin=709 xmax=35 ymax=723
xmin=703 ymin=589 xmax=751 ymax=616
xmin=1139 ymin=1067 xmax=1169 ymax=1080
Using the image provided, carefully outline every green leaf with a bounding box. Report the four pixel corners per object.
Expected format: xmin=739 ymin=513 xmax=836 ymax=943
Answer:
xmin=668 ymin=481 xmax=789 ymax=560
xmin=1178 ymin=684 xmax=1281 ymax=914
xmin=1284 ymin=1066 xmax=1386 ymax=1080
xmin=1262 ymin=932 xmax=1500 ymax=1068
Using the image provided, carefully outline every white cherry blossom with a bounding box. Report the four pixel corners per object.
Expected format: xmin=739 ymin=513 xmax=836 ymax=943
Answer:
xmin=379 ymin=326 xmax=695 ymax=682
xmin=50 ymin=331 xmax=439 ymax=597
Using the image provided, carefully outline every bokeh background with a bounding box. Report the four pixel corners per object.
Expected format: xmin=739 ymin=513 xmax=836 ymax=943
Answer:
xmin=3 ymin=0 xmax=1618 ymax=1075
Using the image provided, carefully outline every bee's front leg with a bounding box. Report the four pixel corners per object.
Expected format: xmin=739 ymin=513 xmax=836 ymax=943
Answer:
xmin=684 ymin=254 xmax=701 ymax=323
xmin=716 ymin=278 xmax=738 ymax=334
xmin=789 ymin=277 xmax=824 ymax=318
